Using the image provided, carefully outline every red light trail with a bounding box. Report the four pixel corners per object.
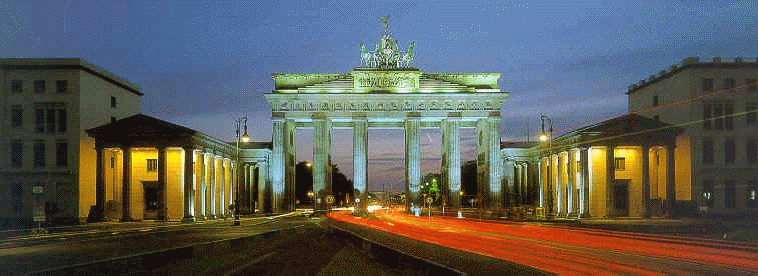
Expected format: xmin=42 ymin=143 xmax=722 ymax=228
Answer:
xmin=327 ymin=211 xmax=758 ymax=275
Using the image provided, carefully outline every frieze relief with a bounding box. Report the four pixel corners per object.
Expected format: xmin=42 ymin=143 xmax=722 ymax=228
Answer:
xmin=273 ymin=99 xmax=500 ymax=112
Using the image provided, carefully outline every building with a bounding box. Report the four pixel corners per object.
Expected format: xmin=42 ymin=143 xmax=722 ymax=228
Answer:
xmin=86 ymin=114 xmax=272 ymax=222
xmin=1 ymin=58 xmax=142 ymax=226
xmin=628 ymin=57 xmax=758 ymax=215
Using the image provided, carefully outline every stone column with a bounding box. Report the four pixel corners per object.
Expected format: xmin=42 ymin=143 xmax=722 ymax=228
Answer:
xmin=539 ymin=159 xmax=544 ymax=208
xmin=567 ymin=149 xmax=576 ymax=217
xmin=219 ymin=157 xmax=226 ymax=217
xmin=271 ymin=115 xmax=285 ymax=213
xmin=183 ymin=147 xmax=195 ymax=222
xmin=353 ymin=115 xmax=368 ymax=203
xmin=405 ymin=114 xmax=421 ymax=208
xmin=313 ymin=114 xmax=332 ymax=209
xmin=284 ymin=121 xmax=297 ymax=212
xmin=522 ymin=163 xmax=529 ymax=205
xmin=606 ymin=145 xmax=616 ymax=217
xmin=665 ymin=145 xmax=676 ymax=218
xmin=121 ymin=147 xmax=132 ymax=221
xmin=209 ymin=153 xmax=216 ymax=218
xmin=259 ymin=162 xmax=271 ymax=213
xmin=96 ymin=147 xmax=106 ymax=221
xmin=641 ymin=144 xmax=651 ymax=218
xmin=552 ymin=154 xmax=559 ymax=216
xmin=554 ymin=153 xmax=562 ymax=216
xmin=442 ymin=115 xmax=461 ymax=208
xmin=215 ymin=155 xmax=223 ymax=218
xmin=487 ymin=115 xmax=503 ymax=209
xmin=158 ymin=147 xmax=168 ymax=221
xmin=580 ymin=147 xmax=590 ymax=218
xmin=198 ymin=151 xmax=206 ymax=219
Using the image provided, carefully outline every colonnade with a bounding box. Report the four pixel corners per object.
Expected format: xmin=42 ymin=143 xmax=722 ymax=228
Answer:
xmin=269 ymin=112 xmax=503 ymax=212
xmin=95 ymin=147 xmax=237 ymax=222
xmin=538 ymin=145 xmax=676 ymax=218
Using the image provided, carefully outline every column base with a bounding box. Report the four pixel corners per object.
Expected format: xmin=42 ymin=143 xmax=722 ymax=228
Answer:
xmin=182 ymin=216 xmax=196 ymax=223
xmin=121 ymin=217 xmax=135 ymax=222
xmin=566 ymin=212 xmax=578 ymax=218
xmin=578 ymin=213 xmax=591 ymax=219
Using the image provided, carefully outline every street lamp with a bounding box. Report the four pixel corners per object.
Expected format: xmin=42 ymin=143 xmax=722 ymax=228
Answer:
xmin=233 ymin=116 xmax=249 ymax=226
xmin=540 ymin=114 xmax=554 ymax=217
xmin=307 ymin=190 xmax=315 ymax=212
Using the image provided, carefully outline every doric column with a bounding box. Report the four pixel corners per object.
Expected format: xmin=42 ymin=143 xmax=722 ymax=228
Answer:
xmin=552 ymin=154 xmax=560 ymax=215
xmin=96 ymin=147 xmax=106 ymax=221
xmin=641 ymin=144 xmax=651 ymax=218
xmin=284 ymin=120 xmax=297 ymax=212
xmin=183 ymin=147 xmax=195 ymax=222
xmin=580 ymin=147 xmax=590 ymax=218
xmin=313 ymin=114 xmax=332 ymax=209
xmin=209 ymin=152 xmax=216 ymax=218
xmin=271 ymin=115 xmax=285 ymax=213
xmin=555 ymin=153 xmax=563 ymax=216
xmin=519 ymin=162 xmax=532 ymax=205
xmin=121 ymin=147 xmax=132 ymax=221
xmin=218 ymin=157 xmax=226 ymax=217
xmin=405 ymin=114 xmax=421 ymax=208
xmin=158 ymin=147 xmax=168 ymax=220
xmin=665 ymin=145 xmax=676 ymax=218
xmin=353 ymin=115 xmax=368 ymax=202
xmin=606 ymin=145 xmax=616 ymax=217
xmin=476 ymin=114 xmax=502 ymax=210
xmin=567 ymin=149 xmax=576 ymax=217
xmin=259 ymin=162 xmax=271 ymax=213
xmin=539 ymin=159 xmax=544 ymax=208
xmin=442 ymin=115 xmax=461 ymax=208
xmin=198 ymin=151 xmax=206 ymax=219
xmin=215 ymin=155 xmax=223 ymax=218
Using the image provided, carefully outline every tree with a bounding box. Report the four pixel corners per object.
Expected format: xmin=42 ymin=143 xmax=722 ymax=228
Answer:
xmin=420 ymin=173 xmax=441 ymax=204
xmin=295 ymin=161 xmax=354 ymax=207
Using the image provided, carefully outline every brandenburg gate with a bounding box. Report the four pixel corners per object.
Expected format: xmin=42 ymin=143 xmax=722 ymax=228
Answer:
xmin=264 ymin=19 xmax=508 ymax=212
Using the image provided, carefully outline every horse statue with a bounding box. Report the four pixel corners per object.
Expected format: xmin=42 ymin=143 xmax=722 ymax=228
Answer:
xmin=400 ymin=41 xmax=415 ymax=68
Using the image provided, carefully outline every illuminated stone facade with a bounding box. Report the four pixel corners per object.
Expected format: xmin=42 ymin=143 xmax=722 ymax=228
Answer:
xmin=265 ymin=68 xmax=508 ymax=212
xmin=628 ymin=57 xmax=758 ymax=215
xmin=0 ymin=58 xmax=141 ymax=225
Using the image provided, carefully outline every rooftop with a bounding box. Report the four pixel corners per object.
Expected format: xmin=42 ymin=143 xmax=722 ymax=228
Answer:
xmin=626 ymin=57 xmax=758 ymax=95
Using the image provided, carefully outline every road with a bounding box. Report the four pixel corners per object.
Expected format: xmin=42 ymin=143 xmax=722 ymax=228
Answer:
xmin=327 ymin=211 xmax=758 ymax=275
xmin=1 ymin=214 xmax=392 ymax=275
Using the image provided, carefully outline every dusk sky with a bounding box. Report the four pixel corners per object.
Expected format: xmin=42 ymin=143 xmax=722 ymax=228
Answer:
xmin=3 ymin=0 xmax=757 ymax=193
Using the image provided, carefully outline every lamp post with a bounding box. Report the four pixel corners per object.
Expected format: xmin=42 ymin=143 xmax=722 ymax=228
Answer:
xmin=539 ymin=114 xmax=554 ymax=217
xmin=307 ymin=190 xmax=315 ymax=212
xmin=234 ymin=116 xmax=249 ymax=226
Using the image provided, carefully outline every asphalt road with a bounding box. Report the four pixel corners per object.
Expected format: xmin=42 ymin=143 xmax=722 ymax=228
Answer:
xmin=328 ymin=211 xmax=758 ymax=275
xmin=1 ymin=214 xmax=393 ymax=275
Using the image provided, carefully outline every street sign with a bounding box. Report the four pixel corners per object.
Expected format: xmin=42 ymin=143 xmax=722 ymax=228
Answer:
xmin=425 ymin=197 xmax=433 ymax=204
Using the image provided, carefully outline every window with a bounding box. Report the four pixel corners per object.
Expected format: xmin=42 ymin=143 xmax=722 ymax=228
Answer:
xmin=723 ymin=78 xmax=736 ymax=90
xmin=725 ymin=139 xmax=735 ymax=164
xmin=34 ymin=142 xmax=45 ymax=168
xmin=747 ymin=102 xmax=757 ymax=125
xmin=111 ymin=96 xmax=117 ymax=108
xmin=703 ymin=138 xmax=714 ymax=164
xmin=652 ymin=95 xmax=659 ymax=107
xmin=56 ymin=142 xmax=68 ymax=167
xmin=614 ymin=157 xmax=625 ymax=171
xmin=11 ymin=80 xmax=22 ymax=93
xmin=12 ymin=183 xmax=23 ymax=215
xmin=34 ymin=80 xmax=45 ymax=94
xmin=11 ymin=141 xmax=23 ymax=168
xmin=704 ymin=102 xmax=733 ymax=130
xmin=714 ymin=103 xmax=723 ymax=130
xmin=653 ymin=115 xmax=660 ymax=121
xmin=110 ymin=157 xmax=115 ymax=169
xmin=34 ymin=103 xmax=66 ymax=134
xmin=725 ymin=103 xmax=734 ymax=130
xmin=111 ymin=117 xmax=116 ymax=123
xmin=56 ymin=80 xmax=67 ymax=94
xmin=748 ymin=138 xmax=757 ymax=164
xmin=725 ymin=180 xmax=736 ymax=208
xmin=702 ymin=181 xmax=714 ymax=208
xmin=748 ymin=79 xmax=757 ymax=92
xmin=748 ymin=181 xmax=758 ymax=208
xmin=11 ymin=105 xmax=22 ymax=128
xmin=703 ymin=103 xmax=711 ymax=130
xmin=147 ymin=159 xmax=158 ymax=172
xmin=702 ymin=78 xmax=713 ymax=92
